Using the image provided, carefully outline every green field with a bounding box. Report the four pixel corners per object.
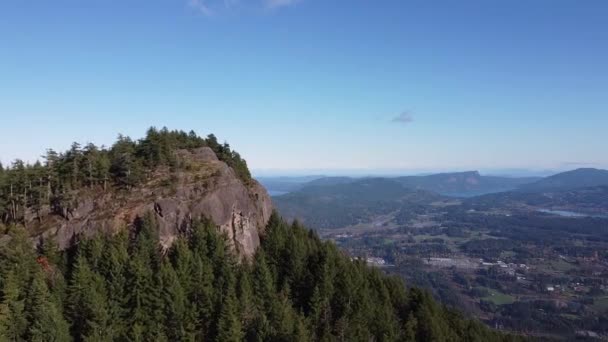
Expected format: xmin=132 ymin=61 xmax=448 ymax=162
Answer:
xmin=549 ymin=259 xmax=577 ymax=272
xmin=482 ymin=288 xmax=515 ymax=305
xmin=593 ymin=297 xmax=608 ymax=313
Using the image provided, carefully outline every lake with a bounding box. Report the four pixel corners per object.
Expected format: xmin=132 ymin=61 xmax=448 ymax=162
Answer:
xmin=537 ymin=209 xmax=607 ymax=218
xmin=268 ymin=190 xmax=289 ymax=196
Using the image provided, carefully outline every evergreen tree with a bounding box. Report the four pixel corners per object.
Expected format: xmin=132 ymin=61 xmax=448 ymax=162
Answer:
xmin=187 ymin=253 xmax=214 ymax=339
xmin=0 ymin=270 xmax=28 ymax=340
xmin=236 ymin=268 xmax=256 ymax=335
xmin=66 ymin=255 xmax=112 ymax=341
xmin=38 ymin=235 xmax=63 ymax=270
xmin=25 ymin=271 xmax=71 ymax=342
xmin=215 ymin=279 xmax=243 ymax=342
xmin=159 ymin=261 xmax=194 ymax=341
xmin=110 ymin=134 xmax=142 ymax=188
xmin=98 ymin=231 xmax=129 ymax=338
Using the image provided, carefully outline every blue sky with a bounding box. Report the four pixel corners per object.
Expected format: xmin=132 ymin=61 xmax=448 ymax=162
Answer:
xmin=1 ymin=0 xmax=607 ymax=175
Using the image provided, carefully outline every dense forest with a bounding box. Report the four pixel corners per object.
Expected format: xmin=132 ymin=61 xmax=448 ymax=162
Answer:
xmin=0 ymin=127 xmax=251 ymax=226
xmin=0 ymin=212 xmax=520 ymax=341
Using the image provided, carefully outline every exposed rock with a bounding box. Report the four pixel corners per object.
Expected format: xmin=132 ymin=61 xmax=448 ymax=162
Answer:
xmin=30 ymin=147 xmax=272 ymax=259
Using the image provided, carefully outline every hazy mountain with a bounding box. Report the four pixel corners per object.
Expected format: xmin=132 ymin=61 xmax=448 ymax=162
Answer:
xmin=256 ymin=175 xmax=325 ymax=195
xmin=273 ymin=178 xmax=441 ymax=228
xmin=268 ymin=171 xmax=540 ymax=198
xmin=394 ymin=171 xmax=539 ymax=197
xmin=271 ymin=171 xmax=544 ymax=228
xmin=302 ymin=176 xmax=356 ymax=188
xmin=519 ymin=168 xmax=608 ymax=192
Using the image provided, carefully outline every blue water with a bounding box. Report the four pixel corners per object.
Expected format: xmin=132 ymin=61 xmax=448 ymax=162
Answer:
xmin=537 ymin=209 xmax=607 ymax=218
xmin=268 ymin=190 xmax=289 ymax=196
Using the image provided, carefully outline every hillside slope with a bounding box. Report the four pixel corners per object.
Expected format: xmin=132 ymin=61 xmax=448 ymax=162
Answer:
xmin=0 ymin=213 xmax=521 ymax=341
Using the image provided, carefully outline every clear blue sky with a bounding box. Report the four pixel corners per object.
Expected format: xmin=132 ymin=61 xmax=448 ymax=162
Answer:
xmin=1 ymin=0 xmax=607 ymax=175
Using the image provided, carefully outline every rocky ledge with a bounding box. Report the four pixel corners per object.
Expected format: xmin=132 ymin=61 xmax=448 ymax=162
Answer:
xmin=28 ymin=147 xmax=272 ymax=258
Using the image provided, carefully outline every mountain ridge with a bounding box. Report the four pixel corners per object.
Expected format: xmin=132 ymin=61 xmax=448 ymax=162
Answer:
xmin=0 ymin=128 xmax=272 ymax=258
xmin=518 ymin=167 xmax=608 ymax=192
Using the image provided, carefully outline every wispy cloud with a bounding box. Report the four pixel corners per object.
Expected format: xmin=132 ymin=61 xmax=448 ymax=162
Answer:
xmin=265 ymin=0 xmax=301 ymax=9
xmin=188 ymin=0 xmax=300 ymax=15
xmin=391 ymin=111 xmax=414 ymax=125
xmin=188 ymin=0 xmax=214 ymax=16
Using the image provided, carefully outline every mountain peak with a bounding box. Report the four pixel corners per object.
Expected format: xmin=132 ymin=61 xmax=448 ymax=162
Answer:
xmin=0 ymin=128 xmax=272 ymax=258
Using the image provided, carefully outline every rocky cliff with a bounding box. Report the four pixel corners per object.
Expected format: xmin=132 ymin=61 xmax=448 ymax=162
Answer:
xmin=28 ymin=147 xmax=272 ymax=258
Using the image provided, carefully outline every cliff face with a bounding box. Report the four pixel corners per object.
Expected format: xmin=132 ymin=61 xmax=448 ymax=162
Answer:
xmin=29 ymin=147 xmax=272 ymax=258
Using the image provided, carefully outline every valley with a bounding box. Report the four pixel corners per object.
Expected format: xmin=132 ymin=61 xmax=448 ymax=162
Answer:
xmin=269 ymin=169 xmax=608 ymax=340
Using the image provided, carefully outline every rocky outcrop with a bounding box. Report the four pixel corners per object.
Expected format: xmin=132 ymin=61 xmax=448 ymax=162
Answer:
xmin=30 ymin=147 xmax=272 ymax=258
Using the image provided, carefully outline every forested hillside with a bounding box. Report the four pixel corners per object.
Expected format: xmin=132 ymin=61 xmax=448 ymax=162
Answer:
xmin=0 ymin=212 xmax=520 ymax=341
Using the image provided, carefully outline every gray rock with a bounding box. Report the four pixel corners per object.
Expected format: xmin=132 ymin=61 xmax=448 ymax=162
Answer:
xmin=30 ymin=148 xmax=272 ymax=259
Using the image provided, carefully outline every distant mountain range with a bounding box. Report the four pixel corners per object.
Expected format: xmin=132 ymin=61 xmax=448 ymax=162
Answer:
xmin=262 ymin=168 xmax=608 ymax=198
xmin=261 ymin=171 xmax=541 ymax=198
xmin=268 ymin=168 xmax=608 ymax=228
xmin=273 ymin=178 xmax=441 ymax=229
xmin=518 ymin=168 xmax=608 ymax=192
xmin=463 ymin=168 xmax=608 ymax=215
xmin=255 ymin=175 xmax=324 ymax=195
xmin=393 ymin=171 xmax=540 ymax=197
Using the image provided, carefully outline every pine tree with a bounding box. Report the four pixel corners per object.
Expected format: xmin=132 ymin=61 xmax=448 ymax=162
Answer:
xmin=43 ymin=149 xmax=60 ymax=201
xmin=37 ymin=235 xmax=63 ymax=270
xmin=124 ymin=216 xmax=165 ymax=341
xmin=159 ymin=261 xmax=194 ymax=341
xmin=0 ymin=270 xmax=28 ymax=340
xmin=403 ymin=312 xmax=418 ymax=342
xmin=99 ymin=231 xmax=129 ymax=338
xmin=189 ymin=254 xmax=215 ymax=339
xmin=66 ymin=255 xmax=112 ymax=341
xmin=126 ymin=253 xmax=163 ymax=341
xmin=236 ymin=268 xmax=255 ymax=334
xmin=169 ymin=237 xmax=194 ymax=293
xmin=25 ymin=271 xmax=71 ymax=342
xmin=215 ymin=281 xmax=243 ymax=342
xmin=110 ymin=134 xmax=141 ymax=188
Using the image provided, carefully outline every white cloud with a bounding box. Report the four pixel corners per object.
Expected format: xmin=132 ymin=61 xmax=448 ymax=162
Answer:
xmin=188 ymin=0 xmax=300 ymax=15
xmin=265 ymin=0 xmax=301 ymax=9
xmin=188 ymin=0 xmax=214 ymax=16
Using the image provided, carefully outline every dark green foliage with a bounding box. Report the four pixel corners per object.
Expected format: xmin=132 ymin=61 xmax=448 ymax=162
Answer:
xmin=0 ymin=213 xmax=522 ymax=341
xmin=0 ymin=269 xmax=28 ymax=340
xmin=0 ymin=127 xmax=252 ymax=225
xmin=25 ymin=271 xmax=71 ymax=342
